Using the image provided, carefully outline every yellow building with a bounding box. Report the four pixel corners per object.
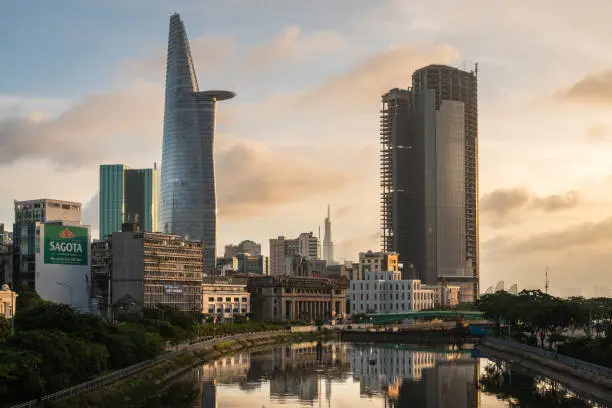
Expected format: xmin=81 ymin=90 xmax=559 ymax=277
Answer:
xmin=0 ymin=284 xmax=17 ymax=318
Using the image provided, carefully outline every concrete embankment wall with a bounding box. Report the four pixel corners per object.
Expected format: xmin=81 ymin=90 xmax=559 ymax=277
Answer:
xmin=479 ymin=337 xmax=612 ymax=403
xmin=339 ymin=330 xmax=476 ymax=344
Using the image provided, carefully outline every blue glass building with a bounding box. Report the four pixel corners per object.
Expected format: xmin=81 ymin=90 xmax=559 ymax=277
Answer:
xmin=99 ymin=164 xmax=159 ymax=239
xmin=160 ymin=14 xmax=235 ymax=272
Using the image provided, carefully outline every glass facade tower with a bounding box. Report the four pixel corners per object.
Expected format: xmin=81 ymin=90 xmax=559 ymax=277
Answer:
xmin=99 ymin=164 xmax=159 ymax=239
xmin=159 ymin=14 xmax=235 ymax=272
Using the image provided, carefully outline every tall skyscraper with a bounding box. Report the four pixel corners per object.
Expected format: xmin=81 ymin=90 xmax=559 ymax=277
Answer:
xmin=99 ymin=164 xmax=159 ymax=239
xmin=159 ymin=13 xmax=235 ymax=272
xmin=380 ymin=64 xmax=478 ymax=302
xmin=322 ymin=205 xmax=334 ymax=264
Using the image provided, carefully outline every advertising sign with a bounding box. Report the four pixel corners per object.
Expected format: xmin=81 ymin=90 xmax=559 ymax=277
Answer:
xmin=44 ymin=225 xmax=88 ymax=265
xmin=164 ymin=284 xmax=184 ymax=294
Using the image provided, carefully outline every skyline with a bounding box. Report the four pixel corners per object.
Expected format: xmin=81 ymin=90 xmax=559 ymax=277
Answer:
xmin=2 ymin=1 xmax=612 ymax=296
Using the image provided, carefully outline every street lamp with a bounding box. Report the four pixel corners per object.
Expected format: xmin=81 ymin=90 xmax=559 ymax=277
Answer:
xmin=56 ymin=281 xmax=73 ymax=306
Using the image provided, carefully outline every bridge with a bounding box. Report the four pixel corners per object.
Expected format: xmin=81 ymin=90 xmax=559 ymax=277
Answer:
xmin=362 ymin=310 xmax=485 ymax=325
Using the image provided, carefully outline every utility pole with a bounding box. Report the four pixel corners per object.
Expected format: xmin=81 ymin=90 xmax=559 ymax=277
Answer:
xmin=545 ymin=266 xmax=550 ymax=294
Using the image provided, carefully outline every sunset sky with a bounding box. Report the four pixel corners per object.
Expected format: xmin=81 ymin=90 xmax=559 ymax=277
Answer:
xmin=2 ymin=0 xmax=612 ymax=296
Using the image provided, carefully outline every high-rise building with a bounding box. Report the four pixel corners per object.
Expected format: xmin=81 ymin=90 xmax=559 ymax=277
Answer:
xmin=270 ymin=233 xmax=320 ymax=276
xmin=13 ymin=199 xmax=82 ymax=288
xmin=159 ymin=13 xmax=235 ymax=273
xmin=380 ymin=64 xmax=478 ymax=302
xmin=224 ymin=240 xmax=262 ymax=257
xmin=322 ymin=205 xmax=334 ymax=265
xmin=99 ymin=164 xmax=159 ymax=239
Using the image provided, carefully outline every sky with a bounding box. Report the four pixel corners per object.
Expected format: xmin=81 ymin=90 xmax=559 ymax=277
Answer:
xmin=2 ymin=0 xmax=612 ymax=296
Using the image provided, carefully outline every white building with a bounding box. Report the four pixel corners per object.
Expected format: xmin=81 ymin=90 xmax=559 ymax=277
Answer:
xmin=36 ymin=222 xmax=91 ymax=312
xmin=202 ymin=276 xmax=250 ymax=318
xmin=349 ymin=271 xmax=434 ymax=314
xmin=424 ymin=284 xmax=460 ymax=308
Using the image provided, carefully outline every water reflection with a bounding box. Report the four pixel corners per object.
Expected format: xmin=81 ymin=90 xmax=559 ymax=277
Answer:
xmin=183 ymin=342 xmax=603 ymax=408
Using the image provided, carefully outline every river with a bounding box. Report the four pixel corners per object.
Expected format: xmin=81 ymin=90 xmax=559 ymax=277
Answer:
xmin=163 ymin=341 xmax=608 ymax=407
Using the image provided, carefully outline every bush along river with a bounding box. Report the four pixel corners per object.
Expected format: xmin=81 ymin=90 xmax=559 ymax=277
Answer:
xmin=59 ymin=339 xmax=611 ymax=407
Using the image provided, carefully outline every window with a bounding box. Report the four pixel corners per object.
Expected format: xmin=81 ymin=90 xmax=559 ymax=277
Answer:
xmin=225 ymin=297 xmax=231 ymax=302
xmin=208 ymin=297 xmax=214 ymax=302
xmin=242 ymin=297 xmax=247 ymax=302
xmin=208 ymin=308 xmax=214 ymax=313
xmin=217 ymin=297 xmax=223 ymax=301
xmin=234 ymin=297 xmax=239 ymax=302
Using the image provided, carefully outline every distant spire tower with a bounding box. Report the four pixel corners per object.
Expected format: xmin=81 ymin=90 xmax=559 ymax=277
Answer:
xmin=323 ymin=205 xmax=334 ymax=264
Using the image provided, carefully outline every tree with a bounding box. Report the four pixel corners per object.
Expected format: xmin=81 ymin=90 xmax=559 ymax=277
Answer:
xmin=0 ymin=318 xmax=9 ymax=342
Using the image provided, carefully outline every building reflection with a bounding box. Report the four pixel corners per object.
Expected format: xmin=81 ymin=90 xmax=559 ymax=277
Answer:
xmin=191 ymin=342 xmax=480 ymax=407
xmin=348 ymin=345 xmax=480 ymax=407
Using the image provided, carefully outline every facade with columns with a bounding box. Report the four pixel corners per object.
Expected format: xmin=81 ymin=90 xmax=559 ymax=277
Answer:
xmin=248 ymin=275 xmax=348 ymax=321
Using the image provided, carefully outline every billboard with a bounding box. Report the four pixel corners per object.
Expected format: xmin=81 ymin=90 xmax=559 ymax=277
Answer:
xmin=44 ymin=225 xmax=89 ymax=265
xmin=164 ymin=284 xmax=184 ymax=294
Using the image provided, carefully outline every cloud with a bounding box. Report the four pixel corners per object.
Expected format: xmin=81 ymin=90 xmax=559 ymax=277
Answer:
xmin=562 ymin=69 xmax=612 ymax=105
xmin=585 ymin=125 xmax=609 ymax=142
xmin=244 ymin=25 xmax=346 ymax=67
xmin=531 ymin=190 xmax=579 ymax=212
xmin=480 ymin=187 xmax=531 ymax=217
xmin=333 ymin=206 xmax=352 ymax=219
xmin=296 ymin=44 xmax=459 ymax=111
xmin=487 ymin=216 xmax=612 ymax=257
xmin=216 ymin=139 xmax=352 ymax=219
xmin=0 ymin=82 xmax=163 ymax=167
xmin=82 ymin=192 xmax=99 ymax=232
xmin=335 ymin=232 xmax=379 ymax=262
xmin=480 ymin=187 xmax=580 ymax=227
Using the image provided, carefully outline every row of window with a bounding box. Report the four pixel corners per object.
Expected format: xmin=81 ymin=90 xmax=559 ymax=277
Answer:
xmin=207 ymin=307 xmax=248 ymax=314
xmin=207 ymin=297 xmax=248 ymax=302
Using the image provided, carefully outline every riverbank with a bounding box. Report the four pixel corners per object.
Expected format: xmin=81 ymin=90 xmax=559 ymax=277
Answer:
xmin=479 ymin=337 xmax=612 ymax=404
xmin=44 ymin=330 xmax=334 ymax=408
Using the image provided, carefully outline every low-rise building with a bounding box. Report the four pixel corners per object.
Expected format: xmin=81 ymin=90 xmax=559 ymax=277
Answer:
xmin=0 ymin=284 xmax=17 ymax=318
xmin=349 ymin=271 xmax=434 ymax=314
xmin=202 ymin=276 xmax=250 ymax=317
xmin=248 ymin=275 xmax=348 ymax=321
xmin=423 ymin=284 xmax=460 ymax=308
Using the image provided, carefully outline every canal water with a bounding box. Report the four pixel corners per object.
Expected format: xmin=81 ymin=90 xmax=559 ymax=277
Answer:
xmin=169 ymin=341 xmax=607 ymax=407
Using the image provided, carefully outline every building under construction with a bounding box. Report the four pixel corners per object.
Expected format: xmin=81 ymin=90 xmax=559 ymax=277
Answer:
xmin=380 ymin=64 xmax=479 ymax=302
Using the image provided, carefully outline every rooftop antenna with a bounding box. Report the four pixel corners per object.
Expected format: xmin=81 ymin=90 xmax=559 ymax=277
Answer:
xmin=545 ymin=266 xmax=550 ymax=294
xmin=475 ymin=62 xmax=479 ymax=77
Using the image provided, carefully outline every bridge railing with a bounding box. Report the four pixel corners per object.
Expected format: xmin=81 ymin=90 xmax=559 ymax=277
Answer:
xmin=10 ymin=329 xmax=290 ymax=408
xmin=484 ymin=337 xmax=612 ymax=380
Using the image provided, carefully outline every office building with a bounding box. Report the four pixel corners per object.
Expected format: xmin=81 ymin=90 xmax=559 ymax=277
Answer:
xmin=224 ymin=240 xmax=261 ymax=257
xmin=91 ymin=222 xmax=204 ymax=315
xmin=380 ymin=64 xmax=479 ymax=301
xmin=270 ymin=233 xmax=320 ymax=276
xmin=99 ymin=164 xmax=159 ymax=240
xmin=248 ymin=275 xmax=348 ymax=321
xmin=322 ymin=206 xmax=334 ymax=264
xmin=202 ymin=276 xmax=250 ymax=317
xmin=159 ymin=13 xmax=235 ymax=273
xmin=349 ymin=271 xmax=434 ymax=314
xmin=287 ymin=255 xmax=326 ymax=278
xmin=13 ymin=199 xmax=82 ymax=288
xmin=215 ymin=256 xmax=239 ymax=275
xmin=0 ymin=243 xmax=12 ymax=286
xmin=358 ymin=251 xmax=399 ymax=280
xmin=236 ymin=253 xmax=269 ymax=275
